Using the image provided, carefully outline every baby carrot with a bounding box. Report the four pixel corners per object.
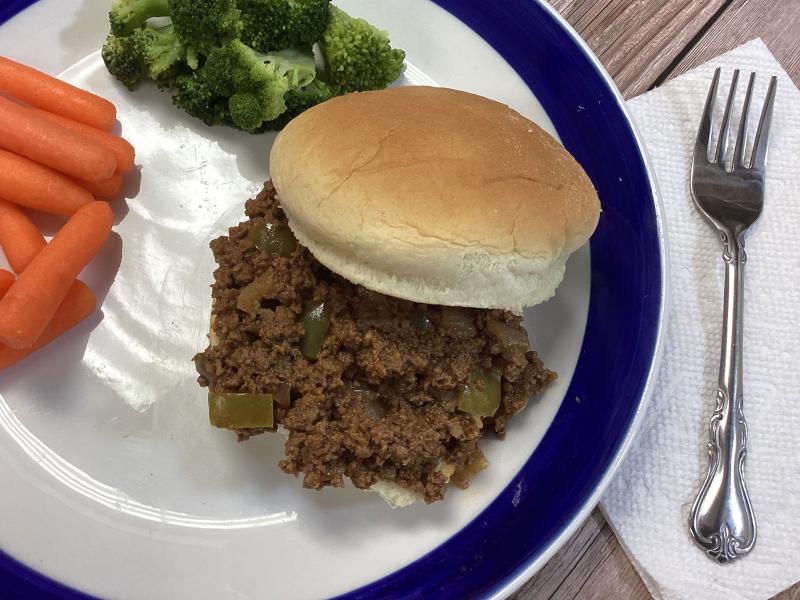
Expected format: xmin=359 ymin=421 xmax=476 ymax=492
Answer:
xmin=0 ymin=270 xmax=14 ymax=298
xmin=29 ymin=107 xmax=135 ymax=172
xmin=0 ymin=198 xmax=46 ymax=272
xmin=0 ymin=57 xmax=116 ymax=131
xmin=0 ymin=150 xmax=94 ymax=215
xmin=0 ymin=280 xmax=96 ymax=372
xmin=0 ymin=201 xmax=112 ymax=349
xmin=0 ymin=96 xmax=116 ymax=182
xmin=72 ymin=172 xmax=124 ymax=199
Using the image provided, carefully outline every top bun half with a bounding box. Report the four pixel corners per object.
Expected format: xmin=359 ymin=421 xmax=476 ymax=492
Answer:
xmin=270 ymin=86 xmax=600 ymax=311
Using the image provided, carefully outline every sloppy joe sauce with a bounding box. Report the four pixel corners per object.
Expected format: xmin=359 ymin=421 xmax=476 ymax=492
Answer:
xmin=197 ymin=181 xmax=555 ymax=503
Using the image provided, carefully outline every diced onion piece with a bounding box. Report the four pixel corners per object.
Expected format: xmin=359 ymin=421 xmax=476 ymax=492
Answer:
xmin=441 ymin=306 xmax=476 ymax=336
xmin=451 ymin=450 xmax=489 ymax=488
xmin=350 ymin=385 xmax=378 ymax=402
xmin=237 ymin=273 xmax=275 ymax=314
xmin=193 ymin=352 xmax=215 ymax=386
xmin=351 ymin=385 xmax=385 ymax=418
xmin=208 ymin=392 xmax=273 ymax=429
xmin=438 ymin=462 xmax=456 ymax=479
xmin=486 ymin=318 xmax=529 ymax=350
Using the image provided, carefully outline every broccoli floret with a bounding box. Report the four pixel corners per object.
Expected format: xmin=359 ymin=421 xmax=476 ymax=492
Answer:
xmin=319 ymin=5 xmax=405 ymax=93
xmin=140 ymin=24 xmax=187 ymax=86
xmin=109 ymin=0 xmax=170 ymax=36
xmin=102 ymin=24 xmax=186 ymax=90
xmin=168 ymin=0 xmax=242 ymax=61
xmin=239 ymin=0 xmax=330 ymax=53
xmin=105 ymin=0 xmax=403 ymax=132
xmin=172 ymin=41 xmax=320 ymax=132
xmin=102 ymin=33 xmax=148 ymax=90
xmin=262 ymin=78 xmax=338 ymax=130
xmin=172 ymin=71 xmax=233 ymax=127
xmin=197 ymin=40 xmax=308 ymax=131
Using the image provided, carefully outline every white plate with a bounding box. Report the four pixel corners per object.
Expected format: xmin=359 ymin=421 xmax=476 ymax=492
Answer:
xmin=0 ymin=1 xmax=593 ymax=598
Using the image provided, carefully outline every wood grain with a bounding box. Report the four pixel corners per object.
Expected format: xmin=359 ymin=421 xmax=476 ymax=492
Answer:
xmin=516 ymin=510 xmax=800 ymax=599
xmin=777 ymin=582 xmax=800 ymax=600
xmin=510 ymin=512 xmax=649 ymax=599
xmin=668 ymin=0 xmax=800 ymax=86
xmin=524 ymin=1 xmax=800 ymax=599
xmin=552 ymin=0 xmax=729 ymax=97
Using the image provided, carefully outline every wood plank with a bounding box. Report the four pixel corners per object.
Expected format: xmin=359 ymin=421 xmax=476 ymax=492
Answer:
xmin=668 ymin=0 xmax=800 ymax=86
xmin=511 ymin=512 xmax=650 ymax=599
xmin=518 ymin=508 xmax=800 ymax=600
xmin=550 ymin=0 xmax=729 ymax=97
xmin=547 ymin=0 xmax=577 ymax=16
xmin=775 ymin=582 xmax=800 ymax=600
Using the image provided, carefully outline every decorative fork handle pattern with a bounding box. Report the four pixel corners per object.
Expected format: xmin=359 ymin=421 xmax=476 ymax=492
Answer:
xmin=689 ymin=230 xmax=756 ymax=563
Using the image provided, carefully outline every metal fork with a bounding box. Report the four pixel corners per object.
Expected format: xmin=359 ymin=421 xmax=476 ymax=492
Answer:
xmin=688 ymin=68 xmax=777 ymax=563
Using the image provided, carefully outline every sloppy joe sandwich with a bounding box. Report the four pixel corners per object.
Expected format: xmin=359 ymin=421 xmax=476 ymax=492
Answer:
xmin=194 ymin=86 xmax=600 ymax=506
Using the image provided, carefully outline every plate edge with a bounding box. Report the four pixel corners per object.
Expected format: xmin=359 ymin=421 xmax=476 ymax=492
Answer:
xmin=486 ymin=1 xmax=670 ymax=597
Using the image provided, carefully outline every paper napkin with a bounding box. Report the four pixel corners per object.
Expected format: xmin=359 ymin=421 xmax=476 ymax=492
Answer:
xmin=600 ymin=39 xmax=800 ymax=600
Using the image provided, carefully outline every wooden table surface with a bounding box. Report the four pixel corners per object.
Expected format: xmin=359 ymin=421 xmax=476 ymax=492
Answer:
xmin=512 ymin=2 xmax=800 ymax=599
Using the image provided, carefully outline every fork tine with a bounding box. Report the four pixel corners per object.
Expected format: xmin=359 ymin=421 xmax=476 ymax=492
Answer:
xmin=715 ymin=69 xmax=739 ymax=166
xmin=695 ymin=68 xmax=720 ymax=165
xmin=733 ymin=72 xmax=756 ymax=169
xmin=750 ymin=76 xmax=777 ymax=171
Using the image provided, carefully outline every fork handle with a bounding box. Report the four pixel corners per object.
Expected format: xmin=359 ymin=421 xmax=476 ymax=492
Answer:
xmin=689 ymin=229 xmax=756 ymax=562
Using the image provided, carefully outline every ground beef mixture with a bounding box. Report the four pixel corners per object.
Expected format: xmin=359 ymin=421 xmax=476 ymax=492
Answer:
xmin=196 ymin=181 xmax=556 ymax=503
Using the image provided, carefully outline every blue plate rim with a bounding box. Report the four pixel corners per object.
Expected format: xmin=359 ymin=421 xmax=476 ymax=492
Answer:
xmin=487 ymin=2 xmax=669 ymax=596
xmin=0 ymin=0 xmax=668 ymax=598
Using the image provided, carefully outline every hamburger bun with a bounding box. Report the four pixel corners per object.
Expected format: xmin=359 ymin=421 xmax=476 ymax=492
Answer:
xmin=270 ymin=86 xmax=600 ymax=310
